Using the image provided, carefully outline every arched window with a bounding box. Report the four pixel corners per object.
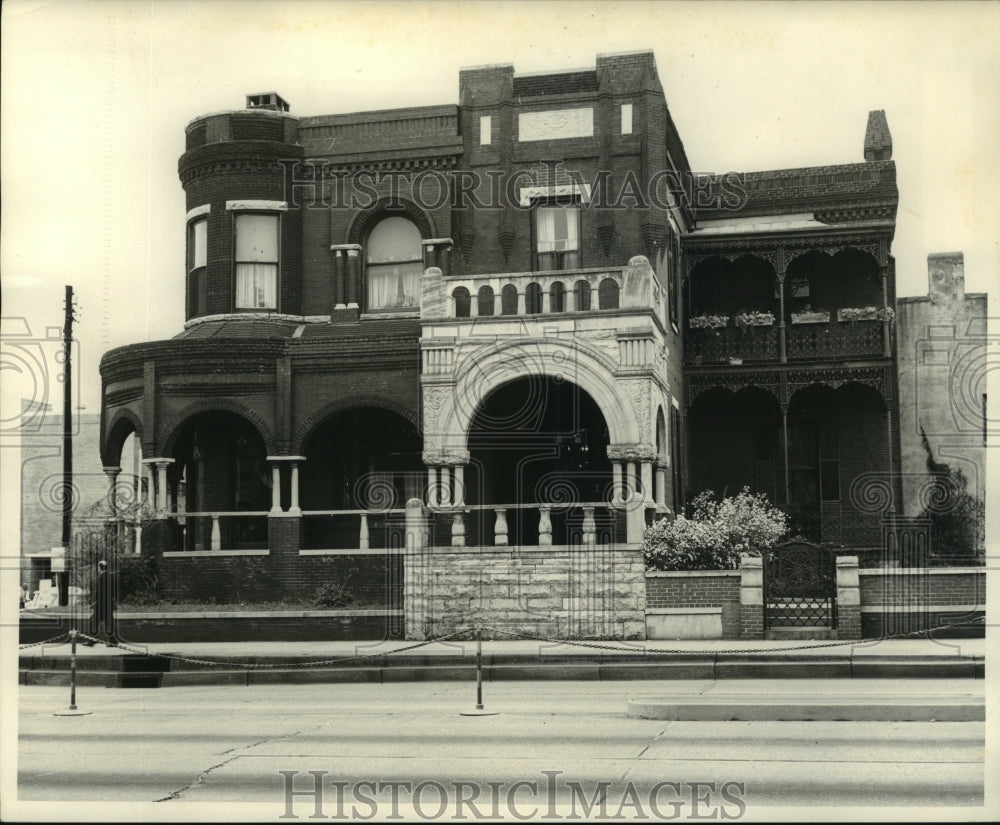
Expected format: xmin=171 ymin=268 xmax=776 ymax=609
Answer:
xmin=478 ymin=285 xmax=495 ymax=317
xmin=574 ymin=279 xmax=591 ymax=311
xmin=453 ymin=287 xmax=471 ymax=318
xmin=598 ymin=278 xmax=620 ymax=310
xmin=550 ymin=281 xmax=566 ymax=313
xmin=525 ymin=282 xmax=542 ymax=314
xmin=501 ymin=284 xmax=519 ymax=315
xmin=366 ymin=217 xmax=422 ymax=311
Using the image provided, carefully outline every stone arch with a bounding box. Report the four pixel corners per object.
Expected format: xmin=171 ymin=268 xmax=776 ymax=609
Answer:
xmin=102 ymin=407 xmax=143 ymax=466
xmin=430 ymin=338 xmax=641 ymax=453
xmin=293 ymin=394 xmax=420 ymax=454
xmin=345 ymin=196 xmax=436 ymax=246
xmin=159 ymin=398 xmax=277 ymax=455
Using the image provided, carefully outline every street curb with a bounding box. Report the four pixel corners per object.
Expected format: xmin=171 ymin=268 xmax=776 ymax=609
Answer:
xmin=626 ymin=694 xmax=986 ymax=722
xmin=19 ymin=655 xmax=985 ymax=686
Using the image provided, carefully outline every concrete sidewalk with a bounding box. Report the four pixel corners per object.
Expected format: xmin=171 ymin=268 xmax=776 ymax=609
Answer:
xmin=18 ymin=635 xmax=986 ymax=685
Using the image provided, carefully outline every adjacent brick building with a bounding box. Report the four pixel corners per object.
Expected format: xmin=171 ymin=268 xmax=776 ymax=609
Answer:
xmin=96 ymin=51 xmax=977 ymax=639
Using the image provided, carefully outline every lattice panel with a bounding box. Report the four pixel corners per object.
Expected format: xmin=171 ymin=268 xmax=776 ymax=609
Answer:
xmin=767 ymin=597 xmax=835 ymax=627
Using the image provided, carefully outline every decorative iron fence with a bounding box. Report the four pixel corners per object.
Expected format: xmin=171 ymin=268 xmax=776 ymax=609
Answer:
xmin=764 ymin=540 xmax=837 ymax=628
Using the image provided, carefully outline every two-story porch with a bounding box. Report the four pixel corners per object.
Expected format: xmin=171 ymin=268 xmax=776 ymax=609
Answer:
xmin=681 ymin=224 xmax=901 ymax=546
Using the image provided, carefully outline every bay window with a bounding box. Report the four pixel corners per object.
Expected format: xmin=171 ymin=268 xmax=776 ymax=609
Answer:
xmin=234 ymin=213 xmax=278 ymax=310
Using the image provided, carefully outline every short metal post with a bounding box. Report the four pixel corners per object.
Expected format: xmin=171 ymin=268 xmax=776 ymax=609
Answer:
xmin=54 ymin=630 xmax=91 ymax=715
xmin=459 ymin=625 xmax=499 ymax=716
xmin=69 ymin=629 xmax=78 ymax=710
xmin=476 ymin=628 xmax=484 ymax=710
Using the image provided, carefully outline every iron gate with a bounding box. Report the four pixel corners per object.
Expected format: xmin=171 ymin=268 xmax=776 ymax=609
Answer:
xmin=764 ymin=540 xmax=837 ymax=628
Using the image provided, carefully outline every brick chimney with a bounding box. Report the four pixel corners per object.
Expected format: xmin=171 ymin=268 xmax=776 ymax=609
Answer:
xmin=864 ymin=110 xmax=892 ymax=161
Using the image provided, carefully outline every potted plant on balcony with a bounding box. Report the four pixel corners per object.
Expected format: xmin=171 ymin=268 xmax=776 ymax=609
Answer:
xmin=734 ymin=310 xmax=775 ymax=330
xmin=837 ymin=305 xmax=896 ymax=324
xmin=688 ymin=313 xmax=729 ymax=331
xmin=790 ymin=304 xmax=830 ymax=324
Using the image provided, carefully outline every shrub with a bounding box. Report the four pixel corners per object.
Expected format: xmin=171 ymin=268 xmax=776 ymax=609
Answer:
xmin=643 ymin=487 xmax=789 ymax=571
xmin=918 ymin=429 xmax=985 ymax=564
xmin=313 ymin=581 xmax=355 ymax=608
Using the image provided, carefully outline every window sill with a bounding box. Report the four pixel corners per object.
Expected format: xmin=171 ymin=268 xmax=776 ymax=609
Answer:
xmin=360 ymin=310 xmax=420 ymax=320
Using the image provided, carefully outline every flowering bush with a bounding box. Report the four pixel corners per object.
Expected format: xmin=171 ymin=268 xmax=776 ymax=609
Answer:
xmin=688 ymin=314 xmax=729 ymax=330
xmin=643 ymin=487 xmax=789 ymax=570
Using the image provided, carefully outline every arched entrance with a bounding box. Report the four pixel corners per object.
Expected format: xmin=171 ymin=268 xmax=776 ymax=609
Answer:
xmin=169 ymin=411 xmax=270 ymax=550
xmin=465 ymin=376 xmax=612 ymax=545
xmin=300 ymin=407 xmax=422 ymax=549
xmin=688 ymin=386 xmax=781 ymax=506
xmin=787 ymin=381 xmax=888 ymax=544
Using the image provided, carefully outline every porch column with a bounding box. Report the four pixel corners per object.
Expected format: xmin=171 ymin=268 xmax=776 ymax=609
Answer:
xmin=885 ymin=407 xmax=896 ymax=513
xmin=880 ymin=266 xmax=891 ymax=358
xmin=776 ymin=254 xmax=787 ymax=363
xmin=426 ymin=466 xmax=437 ymax=505
xmin=452 ymin=464 xmax=465 ymax=507
xmin=289 ymin=459 xmax=303 ymax=516
xmin=625 ymin=461 xmax=638 ymax=500
xmin=155 ymin=459 xmax=174 ymax=512
xmin=640 ymin=460 xmax=654 ymax=505
xmin=103 ymin=466 xmax=121 ymax=515
xmin=145 ymin=462 xmax=156 ymax=508
xmin=654 ymin=464 xmax=667 ymax=510
xmin=269 ymin=463 xmax=282 ymax=514
xmin=611 ymin=462 xmax=624 ymax=503
xmin=781 ymin=405 xmax=790 ymax=507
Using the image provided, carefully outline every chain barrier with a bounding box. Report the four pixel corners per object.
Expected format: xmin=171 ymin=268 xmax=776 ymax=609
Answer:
xmin=18 ymin=632 xmax=72 ymax=650
xmin=20 ymin=615 xmax=984 ymax=667
xmin=478 ymin=615 xmax=987 ymax=656
xmin=56 ymin=629 xmax=475 ymax=670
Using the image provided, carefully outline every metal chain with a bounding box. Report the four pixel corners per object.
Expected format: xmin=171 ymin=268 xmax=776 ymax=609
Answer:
xmin=20 ymin=615 xmax=984 ymax=665
xmin=65 ymin=629 xmax=474 ymax=669
xmin=479 ymin=615 xmax=987 ymax=656
xmin=18 ymin=632 xmax=71 ymax=650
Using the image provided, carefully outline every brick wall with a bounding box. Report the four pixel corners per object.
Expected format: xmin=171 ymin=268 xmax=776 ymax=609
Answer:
xmin=644 ymin=571 xmax=740 ymax=638
xmin=859 ymin=567 xmax=984 ymax=605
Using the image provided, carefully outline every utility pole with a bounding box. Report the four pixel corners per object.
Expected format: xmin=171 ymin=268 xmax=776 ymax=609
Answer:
xmin=58 ymin=285 xmax=75 ymax=607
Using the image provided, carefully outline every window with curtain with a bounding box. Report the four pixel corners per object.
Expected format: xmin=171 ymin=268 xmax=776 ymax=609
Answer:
xmin=534 ymin=205 xmax=580 ymax=271
xmin=235 ymin=213 xmax=278 ymax=310
xmin=366 ymin=216 xmax=422 ymax=311
xmin=188 ymin=218 xmax=207 ymax=316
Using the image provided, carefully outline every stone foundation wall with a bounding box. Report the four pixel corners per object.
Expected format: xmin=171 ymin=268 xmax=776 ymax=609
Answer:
xmin=404 ymin=543 xmax=646 ymax=640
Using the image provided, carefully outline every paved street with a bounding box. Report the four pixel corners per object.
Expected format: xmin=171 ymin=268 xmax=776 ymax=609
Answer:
xmin=10 ymin=679 xmax=990 ymax=821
